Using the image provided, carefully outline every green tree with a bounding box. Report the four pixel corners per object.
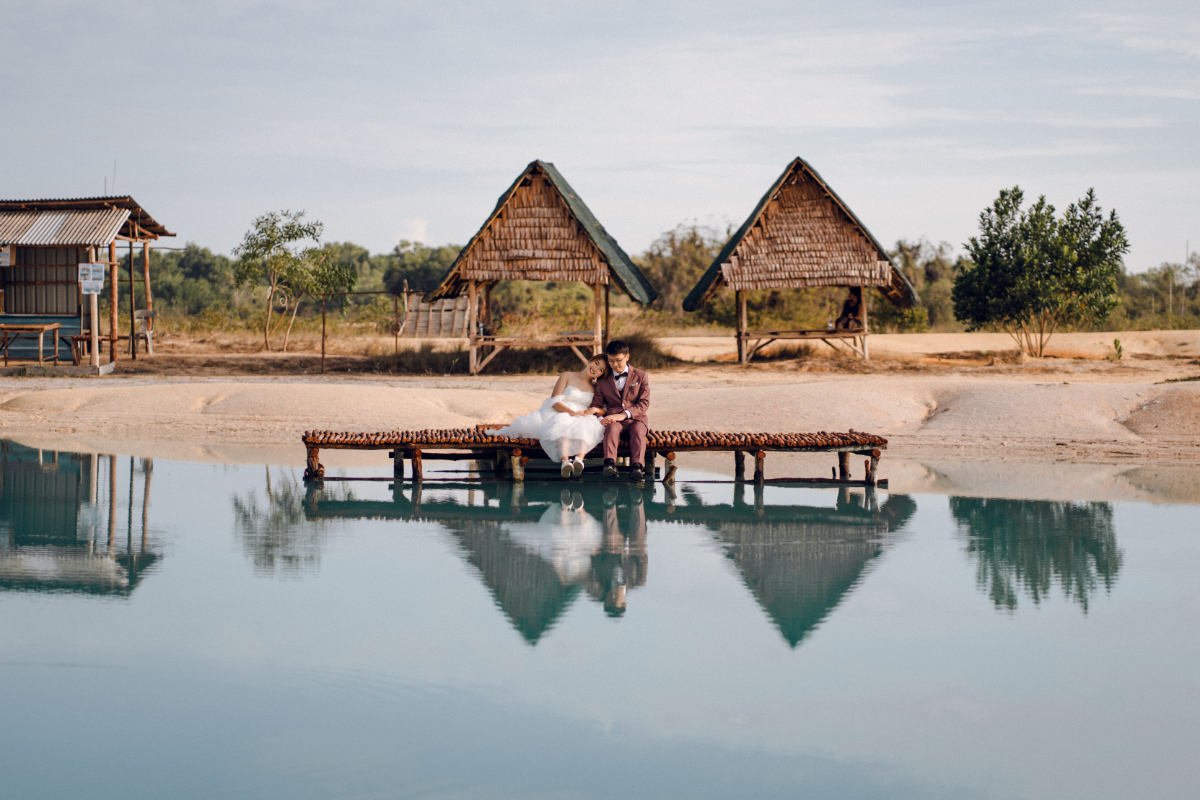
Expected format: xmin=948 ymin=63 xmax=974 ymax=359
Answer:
xmin=635 ymin=224 xmax=726 ymax=313
xmin=233 ymin=211 xmax=355 ymax=351
xmin=382 ymin=240 xmax=461 ymax=294
xmin=954 ymin=187 xmax=1128 ymax=356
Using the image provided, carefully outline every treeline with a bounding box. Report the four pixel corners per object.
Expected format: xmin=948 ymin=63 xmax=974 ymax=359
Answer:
xmin=110 ymin=227 xmax=1200 ymax=334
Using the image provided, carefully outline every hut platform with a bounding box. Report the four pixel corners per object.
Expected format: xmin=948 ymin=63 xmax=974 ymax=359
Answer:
xmin=742 ymin=326 xmax=869 ymax=360
xmin=301 ymin=427 xmax=887 ymax=487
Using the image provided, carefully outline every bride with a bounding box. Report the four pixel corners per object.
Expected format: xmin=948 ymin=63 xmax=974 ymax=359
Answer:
xmin=496 ymin=354 xmax=607 ymax=478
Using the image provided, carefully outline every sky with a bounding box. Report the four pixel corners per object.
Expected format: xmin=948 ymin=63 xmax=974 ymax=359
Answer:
xmin=1 ymin=0 xmax=1197 ymax=271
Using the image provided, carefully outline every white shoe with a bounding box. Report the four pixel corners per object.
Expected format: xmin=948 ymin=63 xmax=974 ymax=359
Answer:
xmin=571 ymin=457 xmax=585 ymax=477
xmin=561 ymin=461 xmax=573 ymax=478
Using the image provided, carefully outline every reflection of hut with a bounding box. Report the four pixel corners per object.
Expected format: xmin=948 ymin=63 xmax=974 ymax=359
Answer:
xmin=664 ymin=491 xmax=915 ymax=647
xmin=0 ymin=442 xmax=159 ymax=596
xmin=447 ymin=519 xmax=581 ymax=644
xmin=426 ymin=161 xmax=657 ymax=374
xmin=682 ymin=158 xmax=918 ymax=362
xmin=0 ymin=196 xmax=173 ymax=364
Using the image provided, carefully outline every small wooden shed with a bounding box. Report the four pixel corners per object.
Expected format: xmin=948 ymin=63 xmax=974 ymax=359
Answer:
xmin=682 ymin=158 xmax=917 ymax=362
xmin=426 ymin=160 xmax=657 ymax=374
xmin=0 ymin=195 xmax=173 ymax=364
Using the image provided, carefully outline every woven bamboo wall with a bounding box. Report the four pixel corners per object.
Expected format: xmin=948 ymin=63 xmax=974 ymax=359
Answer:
xmin=401 ymin=293 xmax=469 ymax=338
xmin=461 ymin=174 xmax=609 ymax=284
xmin=722 ymin=170 xmax=891 ymax=291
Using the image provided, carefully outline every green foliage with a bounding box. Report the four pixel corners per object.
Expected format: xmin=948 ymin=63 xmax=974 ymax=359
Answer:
xmin=382 ymin=240 xmax=461 ymax=294
xmin=233 ymin=210 xmax=355 ymax=351
xmin=635 ymin=224 xmax=727 ymax=313
xmin=887 ymin=239 xmax=965 ymax=330
xmin=954 ymin=187 xmax=1128 ymax=356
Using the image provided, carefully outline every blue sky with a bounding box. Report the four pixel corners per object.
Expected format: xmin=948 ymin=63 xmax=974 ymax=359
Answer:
xmin=2 ymin=1 xmax=1197 ymax=270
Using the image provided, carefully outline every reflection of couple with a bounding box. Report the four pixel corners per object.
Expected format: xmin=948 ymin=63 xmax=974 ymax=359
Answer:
xmin=496 ymin=340 xmax=650 ymax=481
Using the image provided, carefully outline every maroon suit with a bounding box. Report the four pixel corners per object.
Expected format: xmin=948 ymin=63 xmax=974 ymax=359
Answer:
xmin=590 ymin=366 xmax=650 ymax=465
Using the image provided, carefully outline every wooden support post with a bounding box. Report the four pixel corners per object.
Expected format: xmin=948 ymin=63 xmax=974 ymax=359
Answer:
xmin=753 ymin=482 xmax=764 ymax=515
xmin=663 ymin=451 xmax=677 ymax=485
xmin=838 ymin=451 xmax=850 ymax=480
xmin=321 ymin=296 xmax=327 ymax=374
xmin=483 ymin=282 xmax=493 ymax=330
xmin=108 ymin=241 xmax=118 ymax=363
xmin=304 ymin=447 xmax=324 ymax=482
xmin=390 ymin=449 xmax=404 ymax=478
xmin=142 ymin=240 xmax=152 ymax=324
xmin=89 ymin=293 xmax=100 ymax=367
xmin=411 ymin=480 xmax=423 ymax=509
xmin=467 ymin=279 xmax=478 ymax=374
xmin=646 ymin=451 xmax=656 ymax=481
xmin=604 ymin=282 xmax=610 ymax=345
xmin=736 ymin=290 xmax=747 ymax=364
xmin=867 ymin=448 xmax=880 ymax=485
xmin=411 ymin=450 xmax=423 ymax=481
xmin=734 ymin=450 xmax=745 ymax=481
xmin=861 ymin=286 xmax=869 ymax=360
xmin=592 ymin=282 xmax=603 ymax=355
xmin=754 ymin=451 xmax=765 ymax=484
xmin=510 ymin=448 xmax=525 ymax=482
xmin=129 ymin=240 xmax=136 ymax=358
xmin=393 ymin=293 xmax=399 ymax=371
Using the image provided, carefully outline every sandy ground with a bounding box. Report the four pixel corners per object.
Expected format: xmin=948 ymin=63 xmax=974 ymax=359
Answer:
xmin=2 ymin=332 xmax=1198 ymax=501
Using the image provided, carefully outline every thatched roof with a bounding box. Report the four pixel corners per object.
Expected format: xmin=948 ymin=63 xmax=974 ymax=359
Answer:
xmin=427 ymin=160 xmax=657 ymax=304
xmin=683 ymin=158 xmax=917 ymax=311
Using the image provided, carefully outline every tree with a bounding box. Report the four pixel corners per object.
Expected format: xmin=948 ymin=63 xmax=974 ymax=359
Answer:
xmin=635 ymin=224 xmax=726 ymax=313
xmin=382 ymin=240 xmax=461 ymax=294
xmin=954 ymin=187 xmax=1128 ymax=356
xmin=233 ymin=211 xmax=355 ymax=351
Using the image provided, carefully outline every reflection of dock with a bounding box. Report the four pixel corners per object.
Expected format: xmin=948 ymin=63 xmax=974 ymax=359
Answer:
xmin=304 ymin=480 xmax=914 ymax=646
xmin=0 ymin=442 xmax=158 ymax=596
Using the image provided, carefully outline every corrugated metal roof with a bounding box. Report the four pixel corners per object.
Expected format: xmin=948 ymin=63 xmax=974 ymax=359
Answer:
xmin=0 ymin=207 xmax=131 ymax=246
xmin=0 ymin=196 xmax=172 ymax=239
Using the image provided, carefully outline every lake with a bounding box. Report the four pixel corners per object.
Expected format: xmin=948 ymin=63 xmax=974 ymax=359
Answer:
xmin=1 ymin=440 xmax=1197 ymax=799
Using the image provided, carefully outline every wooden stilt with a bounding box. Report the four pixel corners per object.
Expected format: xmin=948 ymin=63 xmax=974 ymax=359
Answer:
xmin=736 ymin=290 xmax=747 ymax=365
xmin=867 ymin=448 xmax=880 ymax=485
xmin=128 ymin=240 xmax=136 ymax=358
xmin=604 ymin=282 xmax=610 ymax=345
xmin=304 ymin=447 xmax=324 ymax=482
xmin=753 ymin=483 xmax=764 ymax=515
xmin=510 ymin=448 xmax=525 ymax=481
xmin=734 ymin=450 xmax=745 ymax=481
xmin=861 ymin=286 xmax=870 ymax=360
xmin=662 ymin=452 xmax=677 ymax=485
xmin=411 ymin=450 xmax=423 ymax=480
xmin=592 ymin=282 xmax=603 ymax=356
xmin=754 ymin=451 xmax=765 ymax=484
xmin=390 ymin=449 xmax=404 ymax=478
xmin=467 ymin=279 xmax=478 ymax=374
xmin=838 ymin=451 xmax=850 ymax=480
xmin=108 ymin=241 xmax=118 ymax=364
xmin=142 ymin=240 xmax=152 ymax=330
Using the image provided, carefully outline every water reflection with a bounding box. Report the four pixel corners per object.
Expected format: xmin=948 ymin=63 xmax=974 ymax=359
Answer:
xmin=232 ymin=467 xmax=339 ymax=577
xmin=950 ymin=498 xmax=1123 ymax=612
xmin=0 ymin=442 xmax=159 ymax=596
xmin=306 ymin=480 xmax=914 ymax=646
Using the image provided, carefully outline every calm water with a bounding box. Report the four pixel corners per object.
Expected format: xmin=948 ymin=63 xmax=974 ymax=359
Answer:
xmin=1 ymin=441 xmax=1197 ymax=800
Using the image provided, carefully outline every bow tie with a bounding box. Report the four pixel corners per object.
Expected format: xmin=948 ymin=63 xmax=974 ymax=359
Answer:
xmin=614 ymin=372 xmax=628 ymax=380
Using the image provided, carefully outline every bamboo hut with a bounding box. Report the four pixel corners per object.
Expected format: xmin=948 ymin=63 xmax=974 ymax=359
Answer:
xmin=426 ymin=160 xmax=657 ymax=374
xmin=0 ymin=195 xmax=173 ymax=365
xmin=682 ymin=158 xmax=918 ymax=363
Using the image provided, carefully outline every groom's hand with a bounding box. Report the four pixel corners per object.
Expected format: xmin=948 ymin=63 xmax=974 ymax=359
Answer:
xmin=601 ymin=413 xmax=624 ymax=425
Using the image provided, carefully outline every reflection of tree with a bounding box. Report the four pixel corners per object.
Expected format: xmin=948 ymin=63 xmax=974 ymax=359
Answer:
xmin=233 ymin=468 xmax=340 ymax=578
xmin=950 ymin=498 xmax=1123 ymax=612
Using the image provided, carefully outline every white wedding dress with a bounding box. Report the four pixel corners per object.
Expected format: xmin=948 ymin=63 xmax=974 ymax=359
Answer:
xmin=496 ymin=384 xmax=605 ymax=462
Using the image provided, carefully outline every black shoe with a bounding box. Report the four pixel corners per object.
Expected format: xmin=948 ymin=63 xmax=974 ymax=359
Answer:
xmin=630 ymin=465 xmax=644 ymax=482
xmin=603 ymin=463 xmax=618 ymax=478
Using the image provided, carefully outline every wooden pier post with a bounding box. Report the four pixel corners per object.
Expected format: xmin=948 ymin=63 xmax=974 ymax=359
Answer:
xmin=866 ymin=448 xmax=880 ymax=485
xmin=734 ymin=450 xmax=745 ymax=481
xmin=411 ymin=450 xmax=423 ymax=481
xmin=510 ymin=448 xmax=525 ymax=482
xmin=838 ymin=451 xmax=850 ymax=481
xmin=662 ymin=452 xmax=677 ymax=485
xmin=304 ymin=447 xmax=324 ymax=482
xmin=754 ymin=451 xmax=766 ymax=484
xmin=390 ymin=449 xmax=404 ymax=479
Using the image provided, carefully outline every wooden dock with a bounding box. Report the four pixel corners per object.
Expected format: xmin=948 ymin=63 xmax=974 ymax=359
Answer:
xmin=301 ymin=427 xmax=887 ymax=487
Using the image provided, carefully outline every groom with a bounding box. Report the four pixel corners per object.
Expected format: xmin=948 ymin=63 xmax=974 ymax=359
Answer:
xmin=589 ymin=340 xmax=649 ymax=481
